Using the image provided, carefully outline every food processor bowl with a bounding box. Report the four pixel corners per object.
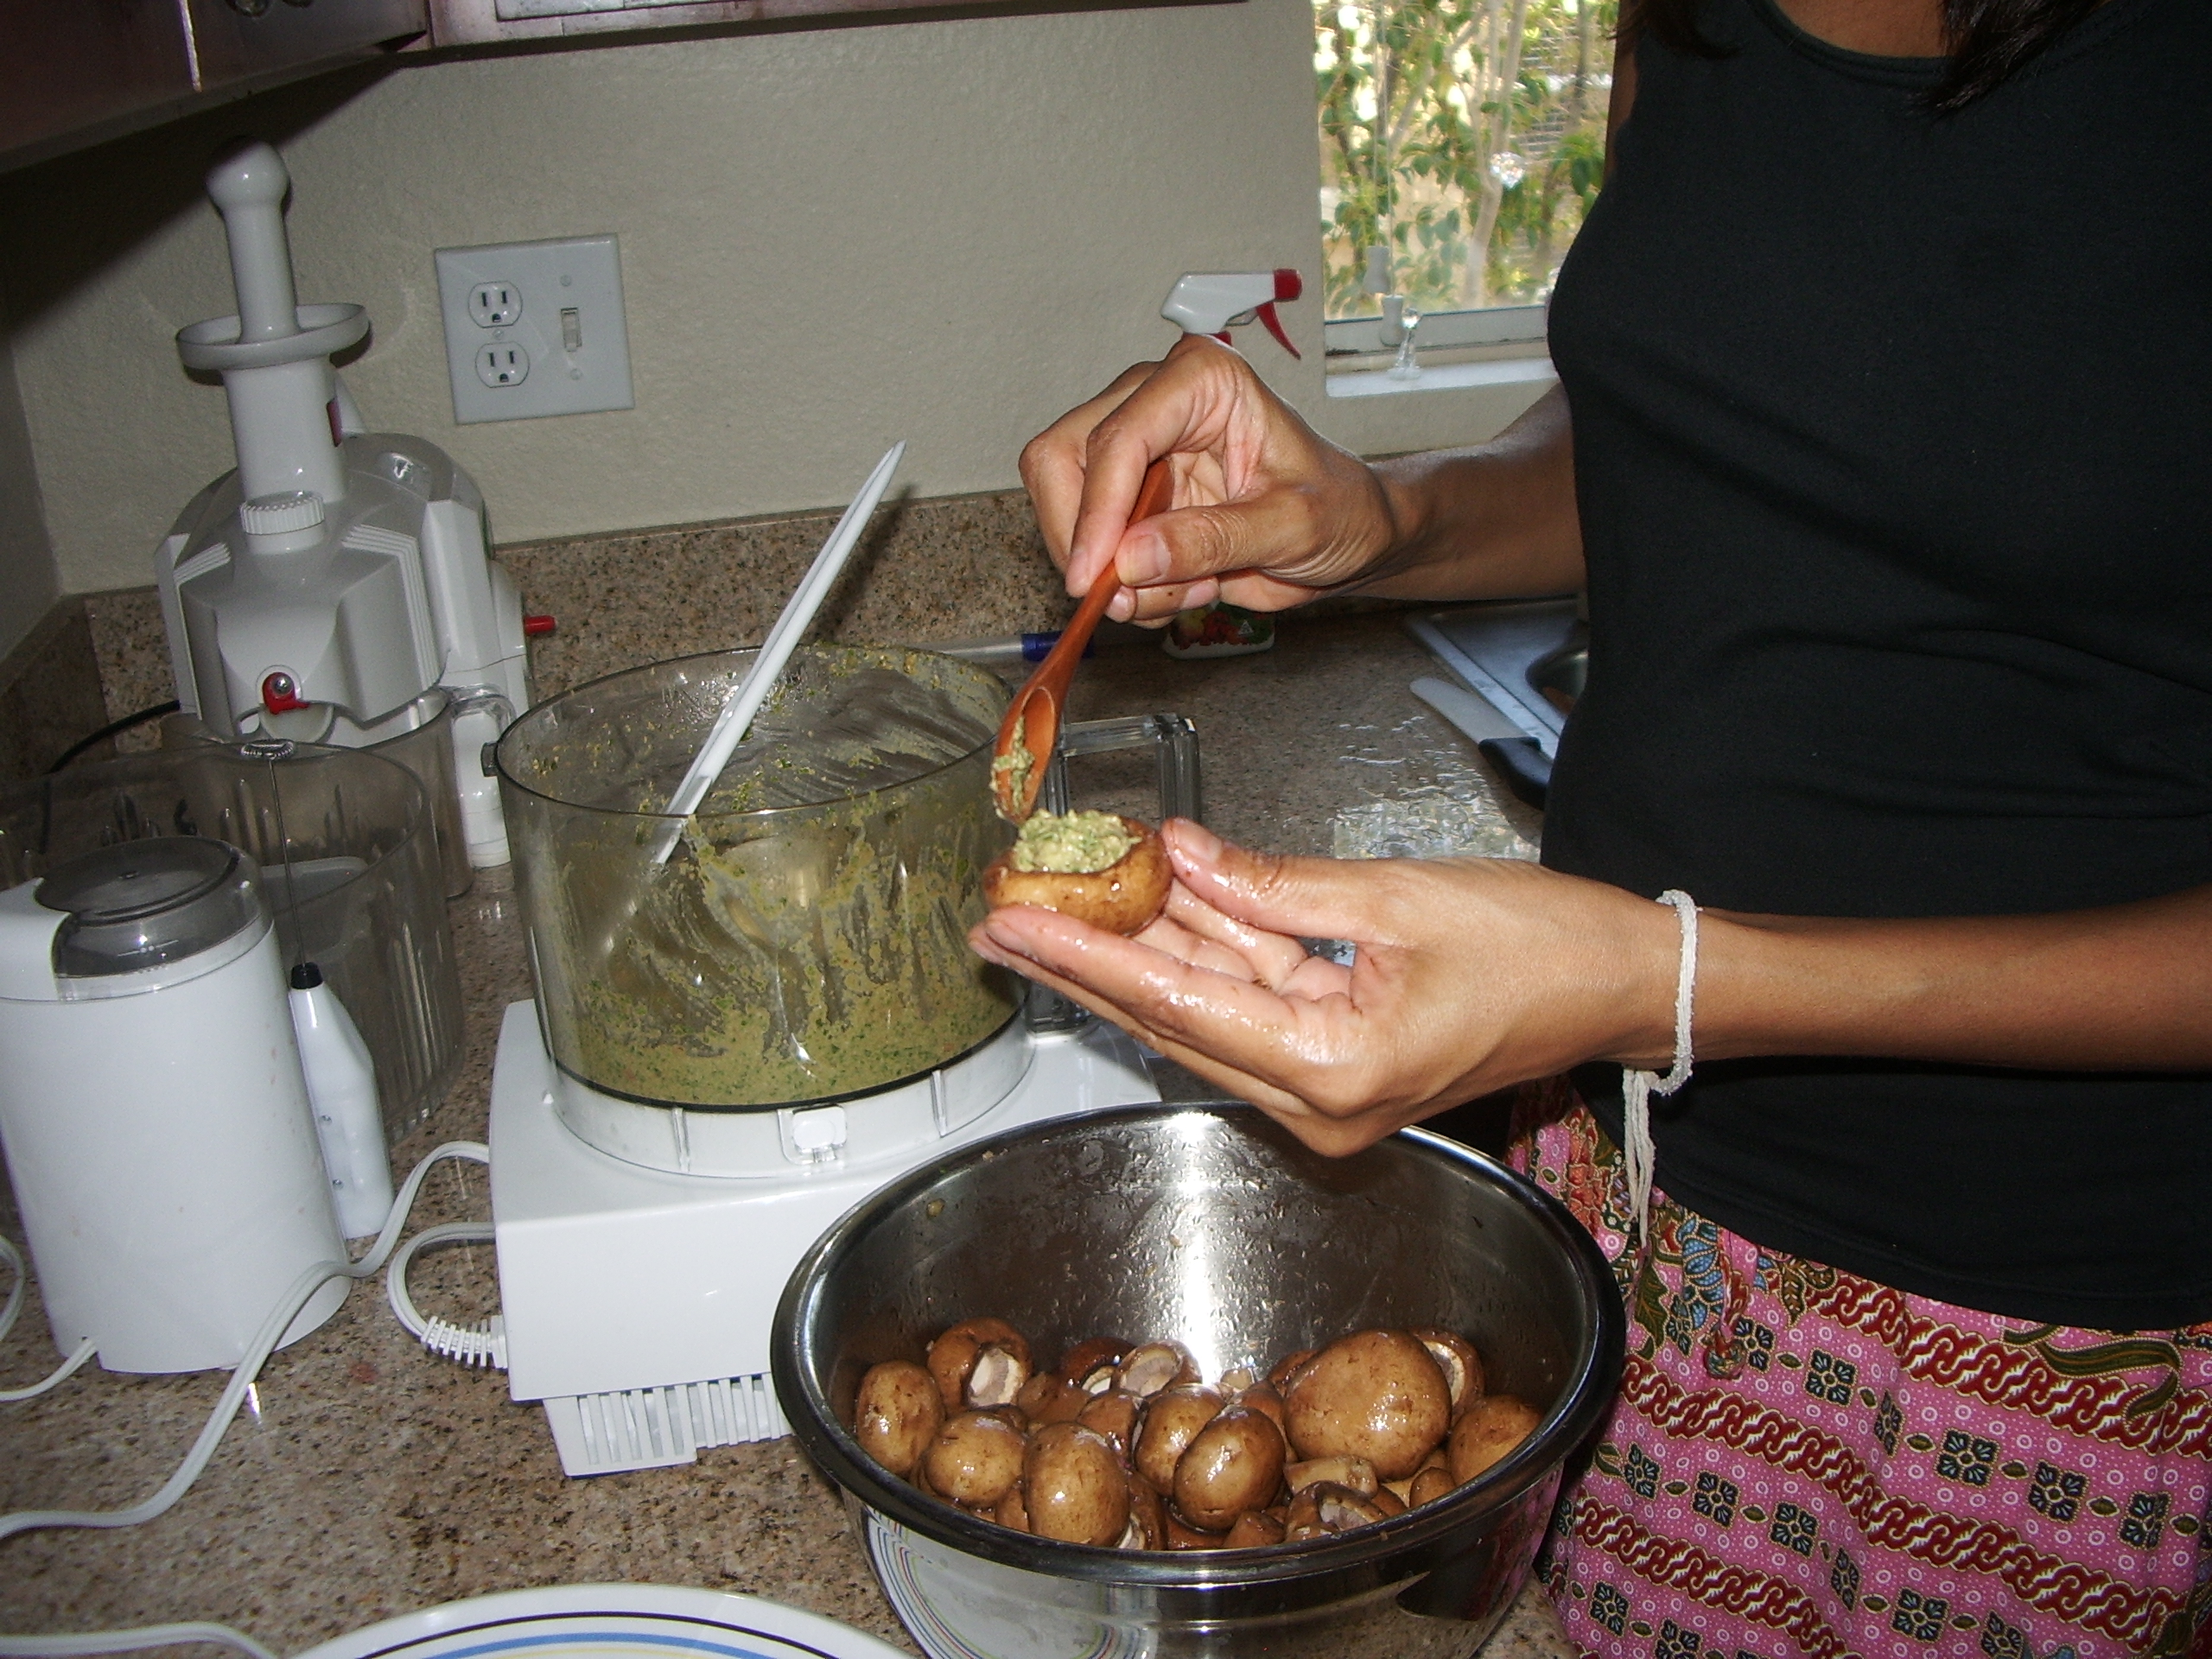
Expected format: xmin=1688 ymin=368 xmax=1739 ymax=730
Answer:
xmin=772 ymin=1104 xmax=1624 ymax=1659
xmin=495 ymin=645 xmax=1019 ymax=1112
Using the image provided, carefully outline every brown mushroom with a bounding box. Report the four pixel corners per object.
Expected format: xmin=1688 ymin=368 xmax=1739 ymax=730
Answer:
xmin=1173 ymin=1405 xmax=1289 ymax=1533
xmin=1447 ymin=1394 xmax=1541 ymax=1484
xmin=1024 ymin=1422 xmax=1130 ymax=1546
xmin=1268 ymin=1349 xmax=1317 ymax=1392
xmin=1314 ymin=1482 xmax=1392 ymax=1533
xmin=1164 ymin=1513 xmax=1229 ymax=1549
xmin=922 ymin=1410 xmax=1028 ymax=1507
xmin=927 ymin=1318 xmax=1031 ymax=1413
xmin=1409 ymin=1464 xmax=1459 ymax=1509
xmin=1123 ymin=1471 xmax=1166 ymax=1550
xmin=1133 ymin=1383 xmax=1224 ymax=1492
xmin=1059 ymin=1337 xmax=1127 ymax=1382
xmin=1285 ymin=1454 xmax=1378 ymax=1497
xmin=967 ymin=1341 xmax=1031 ymax=1408
xmin=1076 ymin=1388 xmax=1143 ymax=1452
xmin=1282 ymin=1485 xmax=1327 ymax=1542
xmin=1282 ymin=1330 xmax=1452 ymax=1479
xmin=1015 ymin=1370 xmax=1088 ymax=1426
xmin=852 ymin=1360 xmax=944 ymax=1478
xmin=1118 ymin=1340 xmax=1199 ymax=1399
xmin=1410 ymin=1327 xmax=1485 ymax=1416
xmin=1224 ymin=1510 xmax=1287 ymax=1548
xmin=994 ymin=1483 xmax=1030 ymax=1532
xmin=1285 ymin=1480 xmax=1392 ymax=1540
xmin=982 ymin=816 xmax=1171 ymax=937
xmin=1233 ymin=1381 xmax=1288 ymax=1439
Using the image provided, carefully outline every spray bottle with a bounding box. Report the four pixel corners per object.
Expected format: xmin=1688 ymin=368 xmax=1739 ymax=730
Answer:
xmin=1153 ymin=270 xmax=1305 ymax=659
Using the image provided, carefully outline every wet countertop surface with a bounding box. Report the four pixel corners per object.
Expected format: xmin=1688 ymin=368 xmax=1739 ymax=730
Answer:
xmin=0 ymin=612 xmax=1562 ymax=1659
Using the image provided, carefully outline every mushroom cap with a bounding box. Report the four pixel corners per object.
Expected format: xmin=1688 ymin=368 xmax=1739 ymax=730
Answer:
xmin=923 ymin=1409 xmax=1028 ymax=1506
xmin=983 ymin=817 xmax=1170 ymax=936
xmin=1282 ymin=1329 xmax=1452 ymax=1480
xmin=1024 ymin=1421 xmax=1131 ymax=1546
xmin=852 ymin=1360 xmax=944 ymax=1477
xmin=1447 ymin=1393 xmax=1542 ymax=1484
xmin=1172 ymin=1404 xmax=1288 ymax=1532
xmin=1133 ymin=1383 xmax=1224 ymax=1492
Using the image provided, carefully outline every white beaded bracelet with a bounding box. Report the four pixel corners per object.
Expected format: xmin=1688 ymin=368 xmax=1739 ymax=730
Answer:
xmin=1622 ymin=888 xmax=1698 ymax=1249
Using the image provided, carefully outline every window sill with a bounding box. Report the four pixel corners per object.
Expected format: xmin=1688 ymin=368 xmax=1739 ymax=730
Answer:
xmin=1325 ymin=353 xmax=1558 ymax=400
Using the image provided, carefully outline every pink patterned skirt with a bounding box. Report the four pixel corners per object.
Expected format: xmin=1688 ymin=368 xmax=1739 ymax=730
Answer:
xmin=1510 ymin=1090 xmax=2212 ymax=1659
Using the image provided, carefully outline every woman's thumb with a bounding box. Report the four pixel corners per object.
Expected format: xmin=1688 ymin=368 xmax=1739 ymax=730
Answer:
xmin=1125 ymin=489 xmax=1319 ymax=588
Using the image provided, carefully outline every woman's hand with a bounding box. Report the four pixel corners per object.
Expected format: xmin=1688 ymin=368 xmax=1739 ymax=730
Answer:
xmin=972 ymin=820 xmax=2212 ymax=1159
xmin=1020 ymin=344 xmax=1587 ymax=623
xmin=1020 ymin=336 xmax=1398 ymax=624
xmin=969 ymin=820 xmax=1681 ymax=1155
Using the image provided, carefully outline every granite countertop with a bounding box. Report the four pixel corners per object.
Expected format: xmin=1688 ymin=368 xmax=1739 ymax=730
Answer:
xmin=0 ymin=612 xmax=1567 ymax=1659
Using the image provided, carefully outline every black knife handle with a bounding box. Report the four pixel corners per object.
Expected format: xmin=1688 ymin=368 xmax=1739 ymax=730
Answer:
xmin=1477 ymin=736 xmax=1552 ymax=810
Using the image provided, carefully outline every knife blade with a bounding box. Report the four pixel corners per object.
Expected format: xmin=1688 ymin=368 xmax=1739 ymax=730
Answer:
xmin=1410 ymin=677 xmax=1551 ymax=810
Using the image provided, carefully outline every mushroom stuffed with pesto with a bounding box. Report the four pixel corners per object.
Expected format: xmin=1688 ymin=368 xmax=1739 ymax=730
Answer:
xmin=983 ymin=810 xmax=1171 ymax=936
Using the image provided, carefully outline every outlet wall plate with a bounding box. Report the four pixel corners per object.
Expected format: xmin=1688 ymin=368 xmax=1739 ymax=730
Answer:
xmin=435 ymin=236 xmax=635 ymax=424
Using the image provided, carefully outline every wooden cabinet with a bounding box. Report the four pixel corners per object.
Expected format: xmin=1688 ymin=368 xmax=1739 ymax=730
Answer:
xmin=0 ymin=0 xmax=428 ymax=175
xmin=424 ymin=0 xmax=1166 ymax=48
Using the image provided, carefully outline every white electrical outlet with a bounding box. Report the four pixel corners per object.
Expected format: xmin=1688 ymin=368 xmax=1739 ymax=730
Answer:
xmin=476 ymin=342 xmax=530 ymax=387
xmin=435 ymin=236 xmax=634 ymax=424
xmin=468 ymin=282 xmax=523 ymax=329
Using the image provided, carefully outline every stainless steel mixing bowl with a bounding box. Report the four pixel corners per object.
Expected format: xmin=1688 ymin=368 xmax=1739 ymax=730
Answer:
xmin=772 ymin=1104 xmax=1624 ymax=1659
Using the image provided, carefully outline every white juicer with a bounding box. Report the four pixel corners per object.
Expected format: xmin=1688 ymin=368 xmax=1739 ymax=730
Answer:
xmin=155 ymin=141 xmax=530 ymax=870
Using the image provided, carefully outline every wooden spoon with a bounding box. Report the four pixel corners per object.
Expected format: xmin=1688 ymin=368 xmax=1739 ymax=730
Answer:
xmin=991 ymin=456 xmax=1175 ymax=821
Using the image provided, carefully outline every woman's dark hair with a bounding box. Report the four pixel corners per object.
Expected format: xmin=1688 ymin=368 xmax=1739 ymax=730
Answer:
xmin=1623 ymin=0 xmax=2109 ymax=111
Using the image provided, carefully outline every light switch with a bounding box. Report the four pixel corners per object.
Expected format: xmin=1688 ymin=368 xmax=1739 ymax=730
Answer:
xmin=435 ymin=236 xmax=634 ymax=424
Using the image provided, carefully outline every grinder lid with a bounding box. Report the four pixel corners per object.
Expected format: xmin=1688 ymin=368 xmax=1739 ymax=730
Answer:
xmin=36 ymin=836 xmax=266 ymax=978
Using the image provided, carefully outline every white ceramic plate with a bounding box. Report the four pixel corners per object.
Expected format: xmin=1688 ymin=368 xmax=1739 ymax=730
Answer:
xmin=293 ymin=1583 xmax=908 ymax=1659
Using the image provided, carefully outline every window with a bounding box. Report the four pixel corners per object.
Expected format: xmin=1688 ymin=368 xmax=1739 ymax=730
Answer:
xmin=1315 ymin=0 xmax=1615 ymax=355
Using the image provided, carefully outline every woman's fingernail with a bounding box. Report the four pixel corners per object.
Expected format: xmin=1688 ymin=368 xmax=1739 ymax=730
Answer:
xmin=1169 ymin=819 xmax=1223 ymax=861
xmin=1118 ymin=531 xmax=1167 ymax=586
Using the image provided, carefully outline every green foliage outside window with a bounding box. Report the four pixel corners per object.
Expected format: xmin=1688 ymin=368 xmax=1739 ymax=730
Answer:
xmin=1317 ymin=0 xmax=1617 ymax=318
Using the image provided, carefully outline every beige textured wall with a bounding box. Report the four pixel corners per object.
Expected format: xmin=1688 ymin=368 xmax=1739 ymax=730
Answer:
xmin=0 ymin=0 xmax=1543 ymax=599
xmin=0 ymin=314 xmax=59 ymax=656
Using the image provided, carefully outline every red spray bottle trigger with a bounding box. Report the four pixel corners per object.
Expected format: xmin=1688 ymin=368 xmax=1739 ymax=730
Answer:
xmin=1161 ymin=269 xmax=1306 ymax=359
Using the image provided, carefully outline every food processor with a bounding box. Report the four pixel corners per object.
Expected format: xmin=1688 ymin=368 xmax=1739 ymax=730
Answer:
xmin=484 ymin=645 xmax=1200 ymax=1475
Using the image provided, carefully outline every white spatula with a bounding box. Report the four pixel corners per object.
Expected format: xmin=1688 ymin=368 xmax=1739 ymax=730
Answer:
xmin=646 ymin=442 xmax=906 ymax=863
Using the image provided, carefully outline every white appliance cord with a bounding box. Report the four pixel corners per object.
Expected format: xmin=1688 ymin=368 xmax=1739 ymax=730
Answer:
xmin=0 ymin=1140 xmax=490 ymax=1659
xmin=0 ymin=1233 xmax=20 ymax=1344
xmin=385 ymin=1222 xmax=504 ymax=1370
xmin=0 ymin=1236 xmax=95 ymax=1402
xmin=0 ymin=1627 xmax=277 ymax=1659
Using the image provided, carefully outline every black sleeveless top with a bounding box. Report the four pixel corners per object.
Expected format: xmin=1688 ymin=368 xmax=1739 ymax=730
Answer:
xmin=1542 ymin=0 xmax=2212 ymax=1328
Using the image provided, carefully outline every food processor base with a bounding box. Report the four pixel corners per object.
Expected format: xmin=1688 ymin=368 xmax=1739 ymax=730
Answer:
xmin=486 ymin=1001 xmax=1160 ymax=1476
